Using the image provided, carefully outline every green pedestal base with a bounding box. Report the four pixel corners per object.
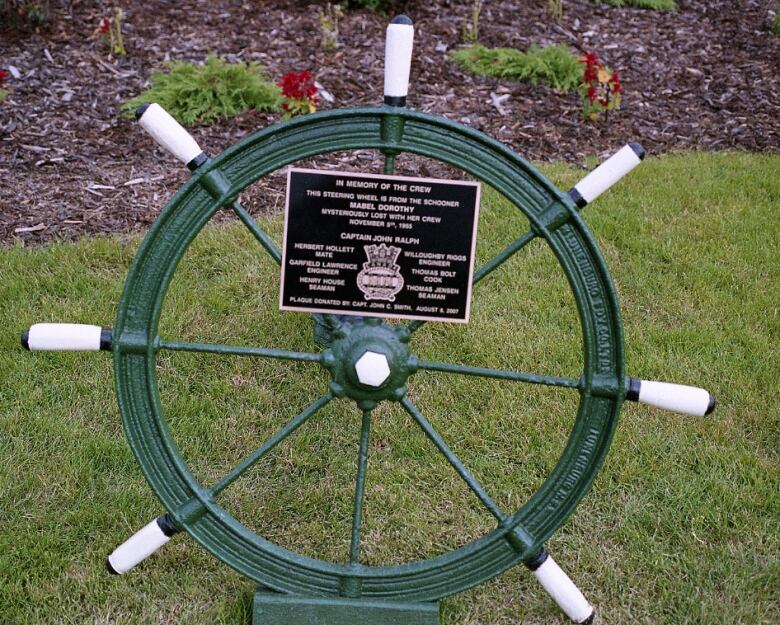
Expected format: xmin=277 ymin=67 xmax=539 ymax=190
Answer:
xmin=253 ymin=592 xmax=440 ymax=625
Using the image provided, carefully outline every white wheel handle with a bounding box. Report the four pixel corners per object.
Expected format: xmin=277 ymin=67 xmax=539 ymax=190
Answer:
xmin=106 ymin=515 xmax=177 ymax=575
xmin=627 ymin=378 xmax=716 ymax=416
xmin=526 ymin=550 xmax=594 ymax=623
xmin=22 ymin=323 xmax=110 ymax=351
xmin=135 ymin=103 xmax=206 ymax=169
xmin=384 ymin=15 xmax=414 ymax=105
xmin=570 ymin=142 xmax=645 ymax=207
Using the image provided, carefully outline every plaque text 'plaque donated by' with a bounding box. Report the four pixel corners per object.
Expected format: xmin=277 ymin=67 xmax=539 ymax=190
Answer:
xmin=280 ymin=169 xmax=480 ymax=322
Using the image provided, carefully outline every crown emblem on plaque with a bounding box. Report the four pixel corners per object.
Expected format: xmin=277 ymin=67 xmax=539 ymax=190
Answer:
xmin=356 ymin=243 xmax=404 ymax=301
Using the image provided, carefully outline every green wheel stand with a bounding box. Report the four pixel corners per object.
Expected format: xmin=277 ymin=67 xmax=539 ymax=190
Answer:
xmin=22 ymin=15 xmax=716 ymax=625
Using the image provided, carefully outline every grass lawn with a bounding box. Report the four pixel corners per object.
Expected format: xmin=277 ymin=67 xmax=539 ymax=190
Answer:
xmin=1 ymin=152 xmax=777 ymax=624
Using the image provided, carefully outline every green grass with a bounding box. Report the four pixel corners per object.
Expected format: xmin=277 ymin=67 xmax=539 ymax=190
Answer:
xmin=451 ymin=43 xmax=581 ymax=90
xmin=1 ymin=152 xmax=778 ymax=624
xmin=593 ymin=0 xmax=677 ymax=10
xmin=123 ymin=55 xmax=282 ymax=125
xmin=773 ymin=11 xmax=780 ymax=37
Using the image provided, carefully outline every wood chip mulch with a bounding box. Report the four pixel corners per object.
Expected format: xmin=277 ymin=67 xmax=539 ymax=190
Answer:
xmin=1 ymin=0 xmax=778 ymax=246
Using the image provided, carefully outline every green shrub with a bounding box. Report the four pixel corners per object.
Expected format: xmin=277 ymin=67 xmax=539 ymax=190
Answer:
xmin=593 ymin=0 xmax=677 ymax=10
xmin=773 ymin=12 xmax=780 ymax=37
xmin=451 ymin=43 xmax=581 ymax=91
xmin=123 ymin=55 xmax=282 ymax=125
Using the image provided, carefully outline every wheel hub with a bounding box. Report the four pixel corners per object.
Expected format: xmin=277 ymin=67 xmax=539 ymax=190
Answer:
xmin=320 ymin=318 xmax=416 ymax=408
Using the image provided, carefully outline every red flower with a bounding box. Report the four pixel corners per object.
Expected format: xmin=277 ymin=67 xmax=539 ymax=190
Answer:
xmin=0 ymin=70 xmax=9 ymax=88
xmin=578 ymin=51 xmax=622 ymax=121
xmin=608 ymin=70 xmax=623 ymax=94
xmin=579 ymin=52 xmax=601 ymax=83
xmin=579 ymin=52 xmax=600 ymax=67
xmin=277 ymin=70 xmax=318 ymax=103
xmin=98 ymin=17 xmax=111 ymax=34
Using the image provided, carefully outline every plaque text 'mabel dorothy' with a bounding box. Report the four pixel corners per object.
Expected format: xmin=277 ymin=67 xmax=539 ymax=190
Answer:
xmin=280 ymin=169 xmax=480 ymax=322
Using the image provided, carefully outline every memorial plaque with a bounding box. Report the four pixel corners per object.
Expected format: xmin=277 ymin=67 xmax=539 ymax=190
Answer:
xmin=280 ymin=168 xmax=480 ymax=322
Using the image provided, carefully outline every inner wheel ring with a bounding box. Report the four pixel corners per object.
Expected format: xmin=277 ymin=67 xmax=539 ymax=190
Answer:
xmin=114 ymin=107 xmax=625 ymax=601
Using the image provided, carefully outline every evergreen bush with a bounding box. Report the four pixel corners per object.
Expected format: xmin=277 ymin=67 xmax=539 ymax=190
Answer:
xmin=124 ymin=55 xmax=282 ymax=125
xmin=451 ymin=44 xmax=581 ymax=91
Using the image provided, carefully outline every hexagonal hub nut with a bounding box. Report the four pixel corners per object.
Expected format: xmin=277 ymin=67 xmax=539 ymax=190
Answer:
xmin=354 ymin=351 xmax=391 ymax=388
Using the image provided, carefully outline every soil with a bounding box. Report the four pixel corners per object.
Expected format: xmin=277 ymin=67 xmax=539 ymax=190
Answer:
xmin=1 ymin=0 xmax=778 ymax=246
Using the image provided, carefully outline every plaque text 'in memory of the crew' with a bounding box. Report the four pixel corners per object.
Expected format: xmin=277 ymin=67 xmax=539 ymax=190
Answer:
xmin=280 ymin=168 xmax=480 ymax=322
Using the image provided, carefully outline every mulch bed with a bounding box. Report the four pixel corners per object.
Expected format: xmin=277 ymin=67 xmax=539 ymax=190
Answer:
xmin=1 ymin=0 xmax=778 ymax=245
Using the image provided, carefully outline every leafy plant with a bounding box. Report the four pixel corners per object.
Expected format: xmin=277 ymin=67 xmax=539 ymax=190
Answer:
xmin=578 ymin=51 xmax=622 ymax=121
xmin=772 ymin=9 xmax=780 ymax=37
xmin=549 ymin=0 xmax=563 ymax=21
xmin=319 ymin=3 xmax=344 ymax=51
xmin=0 ymin=0 xmax=49 ymax=28
xmin=0 ymin=69 xmax=9 ymax=103
xmin=95 ymin=8 xmax=126 ymax=57
xmin=123 ymin=55 xmax=282 ymax=125
xmin=592 ymin=0 xmax=676 ymax=10
xmin=462 ymin=0 xmax=482 ymax=44
xmin=278 ymin=70 xmax=319 ymax=119
xmin=451 ymin=43 xmax=581 ymax=90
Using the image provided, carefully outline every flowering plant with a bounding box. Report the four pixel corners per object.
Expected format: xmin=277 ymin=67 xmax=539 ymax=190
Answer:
xmin=578 ymin=52 xmax=622 ymax=122
xmin=0 ymin=69 xmax=10 ymax=103
xmin=278 ymin=70 xmax=319 ymax=118
xmin=319 ymin=3 xmax=343 ymax=51
xmin=95 ymin=8 xmax=126 ymax=56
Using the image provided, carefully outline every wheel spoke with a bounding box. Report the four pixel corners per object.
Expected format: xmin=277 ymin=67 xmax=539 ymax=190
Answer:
xmin=210 ymin=393 xmax=333 ymax=496
xmin=407 ymin=229 xmax=538 ymax=334
xmin=348 ymin=408 xmax=373 ymax=564
xmin=230 ymin=200 xmax=282 ymax=265
xmin=416 ymin=360 xmax=580 ymax=390
xmin=383 ymin=152 xmax=396 ymax=175
xmin=400 ymin=397 xmax=503 ymax=521
xmin=321 ymin=313 xmax=344 ymax=330
xmin=158 ymin=339 xmax=321 ymax=363
xmin=472 ymin=229 xmax=537 ymax=286
xmin=406 ymin=318 xmax=426 ymax=333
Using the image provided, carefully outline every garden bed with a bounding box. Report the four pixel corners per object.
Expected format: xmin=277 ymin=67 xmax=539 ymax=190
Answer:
xmin=0 ymin=0 xmax=778 ymax=245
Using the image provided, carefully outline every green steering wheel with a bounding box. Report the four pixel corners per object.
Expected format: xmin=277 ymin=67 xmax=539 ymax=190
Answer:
xmin=113 ymin=106 xmax=625 ymax=602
